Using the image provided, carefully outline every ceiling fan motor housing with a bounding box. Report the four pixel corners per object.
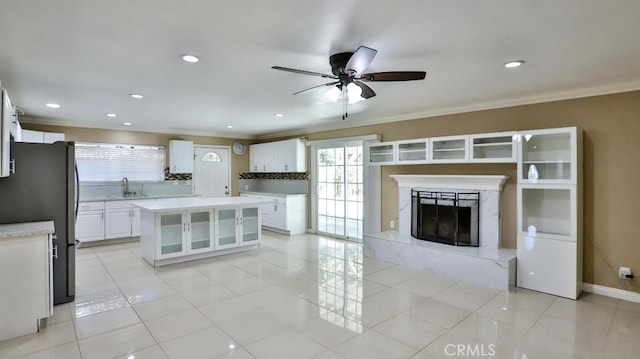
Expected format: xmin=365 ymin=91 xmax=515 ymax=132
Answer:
xmin=329 ymin=52 xmax=354 ymax=76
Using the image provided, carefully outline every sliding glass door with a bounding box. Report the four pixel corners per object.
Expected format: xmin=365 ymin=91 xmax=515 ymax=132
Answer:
xmin=315 ymin=143 xmax=363 ymax=241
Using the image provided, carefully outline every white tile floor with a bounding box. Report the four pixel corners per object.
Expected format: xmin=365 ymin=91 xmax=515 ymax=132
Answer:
xmin=1 ymin=231 xmax=639 ymax=358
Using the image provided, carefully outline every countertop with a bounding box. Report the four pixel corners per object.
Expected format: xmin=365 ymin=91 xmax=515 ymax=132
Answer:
xmin=240 ymin=191 xmax=307 ymax=197
xmin=0 ymin=221 xmax=55 ymax=239
xmin=132 ymin=196 xmax=273 ymax=212
xmin=80 ymin=193 xmax=199 ymax=203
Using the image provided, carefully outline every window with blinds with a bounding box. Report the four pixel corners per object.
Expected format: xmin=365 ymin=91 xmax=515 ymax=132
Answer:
xmin=76 ymin=142 xmax=165 ymax=182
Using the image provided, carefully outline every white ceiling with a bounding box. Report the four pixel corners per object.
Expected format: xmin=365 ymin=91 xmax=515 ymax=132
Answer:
xmin=1 ymin=0 xmax=640 ymax=139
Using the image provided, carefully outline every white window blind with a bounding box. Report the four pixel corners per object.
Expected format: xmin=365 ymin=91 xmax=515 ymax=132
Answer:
xmin=76 ymin=142 xmax=165 ymax=182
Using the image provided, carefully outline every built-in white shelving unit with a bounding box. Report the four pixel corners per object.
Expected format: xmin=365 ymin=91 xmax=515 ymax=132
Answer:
xmin=366 ymin=131 xmax=518 ymax=166
xmin=516 ymin=126 xmax=582 ymax=299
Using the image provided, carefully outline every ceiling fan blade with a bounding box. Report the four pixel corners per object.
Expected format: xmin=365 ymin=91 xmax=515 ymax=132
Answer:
xmin=271 ymin=66 xmax=337 ymax=79
xmin=293 ymin=81 xmax=340 ymax=95
xmin=353 ymin=81 xmax=376 ymax=99
xmin=359 ymin=71 xmax=427 ymax=81
xmin=345 ymin=46 xmax=377 ymax=75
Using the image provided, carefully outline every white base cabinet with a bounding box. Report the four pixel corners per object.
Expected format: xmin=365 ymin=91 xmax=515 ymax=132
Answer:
xmin=0 ymin=222 xmax=54 ymax=341
xmin=241 ymin=192 xmax=307 ymax=235
xmin=76 ymin=202 xmax=105 ymax=243
xmin=105 ymin=200 xmax=154 ymax=239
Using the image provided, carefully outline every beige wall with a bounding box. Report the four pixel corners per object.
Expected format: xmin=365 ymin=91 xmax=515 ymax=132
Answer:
xmin=20 ymin=122 xmax=253 ymax=196
xmin=302 ymin=90 xmax=640 ymax=291
xmin=23 ymin=90 xmax=640 ymax=292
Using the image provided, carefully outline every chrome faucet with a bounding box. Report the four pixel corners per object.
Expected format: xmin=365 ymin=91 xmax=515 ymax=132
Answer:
xmin=122 ymin=176 xmax=130 ymax=196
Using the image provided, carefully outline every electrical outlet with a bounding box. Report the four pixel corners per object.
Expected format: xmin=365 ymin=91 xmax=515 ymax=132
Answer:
xmin=618 ymin=266 xmax=632 ymax=279
xmin=244 ymin=185 xmax=249 ymax=190
xmin=389 ymin=220 xmax=395 ymax=229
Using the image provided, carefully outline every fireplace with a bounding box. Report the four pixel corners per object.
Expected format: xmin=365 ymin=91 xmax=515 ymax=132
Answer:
xmin=411 ymin=190 xmax=479 ymax=246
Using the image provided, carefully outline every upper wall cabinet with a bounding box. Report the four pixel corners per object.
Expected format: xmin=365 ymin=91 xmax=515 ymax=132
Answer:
xmin=277 ymin=139 xmax=306 ymax=172
xmin=367 ymin=141 xmax=396 ymax=165
xmin=249 ymin=138 xmax=306 ymax=173
xmin=430 ymin=135 xmax=468 ymax=163
xmin=19 ymin=129 xmax=65 ymax=144
xmin=396 ymin=138 xmax=429 ymax=164
xmin=469 ymin=131 xmax=517 ymax=163
xmin=169 ymin=140 xmax=194 ymax=174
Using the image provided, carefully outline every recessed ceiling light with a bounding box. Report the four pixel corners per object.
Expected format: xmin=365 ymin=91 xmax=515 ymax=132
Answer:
xmin=226 ymin=125 xmax=233 ymax=129
xmin=129 ymin=93 xmax=144 ymax=99
xmin=504 ymin=60 xmax=525 ymax=68
xmin=181 ymin=54 xmax=200 ymax=63
xmin=274 ymin=113 xmax=284 ymax=117
xmin=123 ymin=122 xmax=132 ymax=126
xmin=46 ymin=103 xmax=60 ymax=108
xmin=106 ymin=113 xmax=117 ymax=118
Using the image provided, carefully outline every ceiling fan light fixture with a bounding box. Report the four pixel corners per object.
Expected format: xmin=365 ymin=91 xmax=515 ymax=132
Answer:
xmin=346 ymin=83 xmax=363 ymax=104
xmin=504 ymin=60 xmax=525 ymax=68
xmin=326 ymin=86 xmax=341 ymax=102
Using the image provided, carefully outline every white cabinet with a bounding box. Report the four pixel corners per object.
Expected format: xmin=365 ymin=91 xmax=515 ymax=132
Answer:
xmin=216 ymin=206 xmax=260 ymax=249
xmin=76 ymin=202 xmax=105 ymax=243
xmin=367 ymin=141 xmax=396 ymax=165
xmin=105 ymin=200 xmax=153 ymax=239
xmin=469 ymin=131 xmax=517 ymax=163
xmin=249 ymin=143 xmax=264 ymax=172
xmin=249 ymin=139 xmax=306 ymax=172
xmin=241 ymin=193 xmax=307 ymax=235
xmin=396 ymin=138 xmax=429 ymax=164
xmin=517 ymin=127 xmax=577 ymax=184
xmin=0 ymin=222 xmax=54 ymax=341
xmin=156 ymin=209 xmax=214 ymax=260
xmin=430 ymin=135 xmax=468 ymax=162
xmin=277 ymin=139 xmax=306 ymax=172
xmin=19 ymin=129 xmax=65 ymax=144
xmin=1 ymin=88 xmax=13 ymax=178
xmin=516 ymin=126 xmax=582 ymax=299
xmin=169 ymin=140 xmax=194 ymax=173
xmin=43 ymin=132 xmax=65 ymax=143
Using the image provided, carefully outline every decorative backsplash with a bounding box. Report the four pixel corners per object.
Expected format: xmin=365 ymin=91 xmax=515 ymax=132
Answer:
xmin=165 ymin=167 xmax=192 ymax=181
xmin=239 ymin=172 xmax=309 ymax=180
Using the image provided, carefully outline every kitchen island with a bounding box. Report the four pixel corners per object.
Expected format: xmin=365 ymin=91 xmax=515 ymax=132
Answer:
xmin=133 ymin=196 xmax=272 ymax=266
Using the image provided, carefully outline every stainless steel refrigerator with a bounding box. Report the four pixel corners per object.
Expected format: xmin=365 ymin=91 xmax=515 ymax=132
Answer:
xmin=0 ymin=141 xmax=77 ymax=304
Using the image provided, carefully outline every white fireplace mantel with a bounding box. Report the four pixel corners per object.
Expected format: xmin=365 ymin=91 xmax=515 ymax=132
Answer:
xmin=391 ymin=174 xmax=509 ymax=191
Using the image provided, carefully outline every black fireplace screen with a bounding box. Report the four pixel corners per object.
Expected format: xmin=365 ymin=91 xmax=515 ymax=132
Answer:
xmin=411 ymin=190 xmax=480 ymax=246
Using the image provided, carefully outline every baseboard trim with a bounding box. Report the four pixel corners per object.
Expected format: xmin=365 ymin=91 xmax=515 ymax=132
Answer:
xmin=583 ymin=283 xmax=640 ymax=303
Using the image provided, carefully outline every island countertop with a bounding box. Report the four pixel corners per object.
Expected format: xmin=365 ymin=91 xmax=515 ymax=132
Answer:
xmin=131 ymin=196 xmax=273 ymax=212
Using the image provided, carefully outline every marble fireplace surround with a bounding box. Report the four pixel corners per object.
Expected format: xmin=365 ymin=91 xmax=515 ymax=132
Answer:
xmin=364 ymin=174 xmax=517 ymax=290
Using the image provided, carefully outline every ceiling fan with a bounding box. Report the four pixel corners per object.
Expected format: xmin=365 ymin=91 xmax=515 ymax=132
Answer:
xmin=272 ymin=46 xmax=426 ymax=119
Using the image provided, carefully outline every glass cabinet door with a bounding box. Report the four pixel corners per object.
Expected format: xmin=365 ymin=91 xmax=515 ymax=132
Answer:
xmin=242 ymin=207 xmax=259 ymax=243
xmin=190 ymin=211 xmax=212 ymax=252
xmin=217 ymin=208 xmax=237 ymax=248
xmin=159 ymin=213 xmax=184 ymax=256
xmin=519 ymin=129 xmax=574 ymax=183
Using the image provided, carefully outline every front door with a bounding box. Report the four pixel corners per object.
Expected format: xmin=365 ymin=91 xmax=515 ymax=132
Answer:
xmin=193 ymin=146 xmax=230 ymax=197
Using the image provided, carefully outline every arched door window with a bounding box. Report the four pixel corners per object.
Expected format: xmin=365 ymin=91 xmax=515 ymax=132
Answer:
xmin=201 ymin=152 xmax=222 ymax=162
